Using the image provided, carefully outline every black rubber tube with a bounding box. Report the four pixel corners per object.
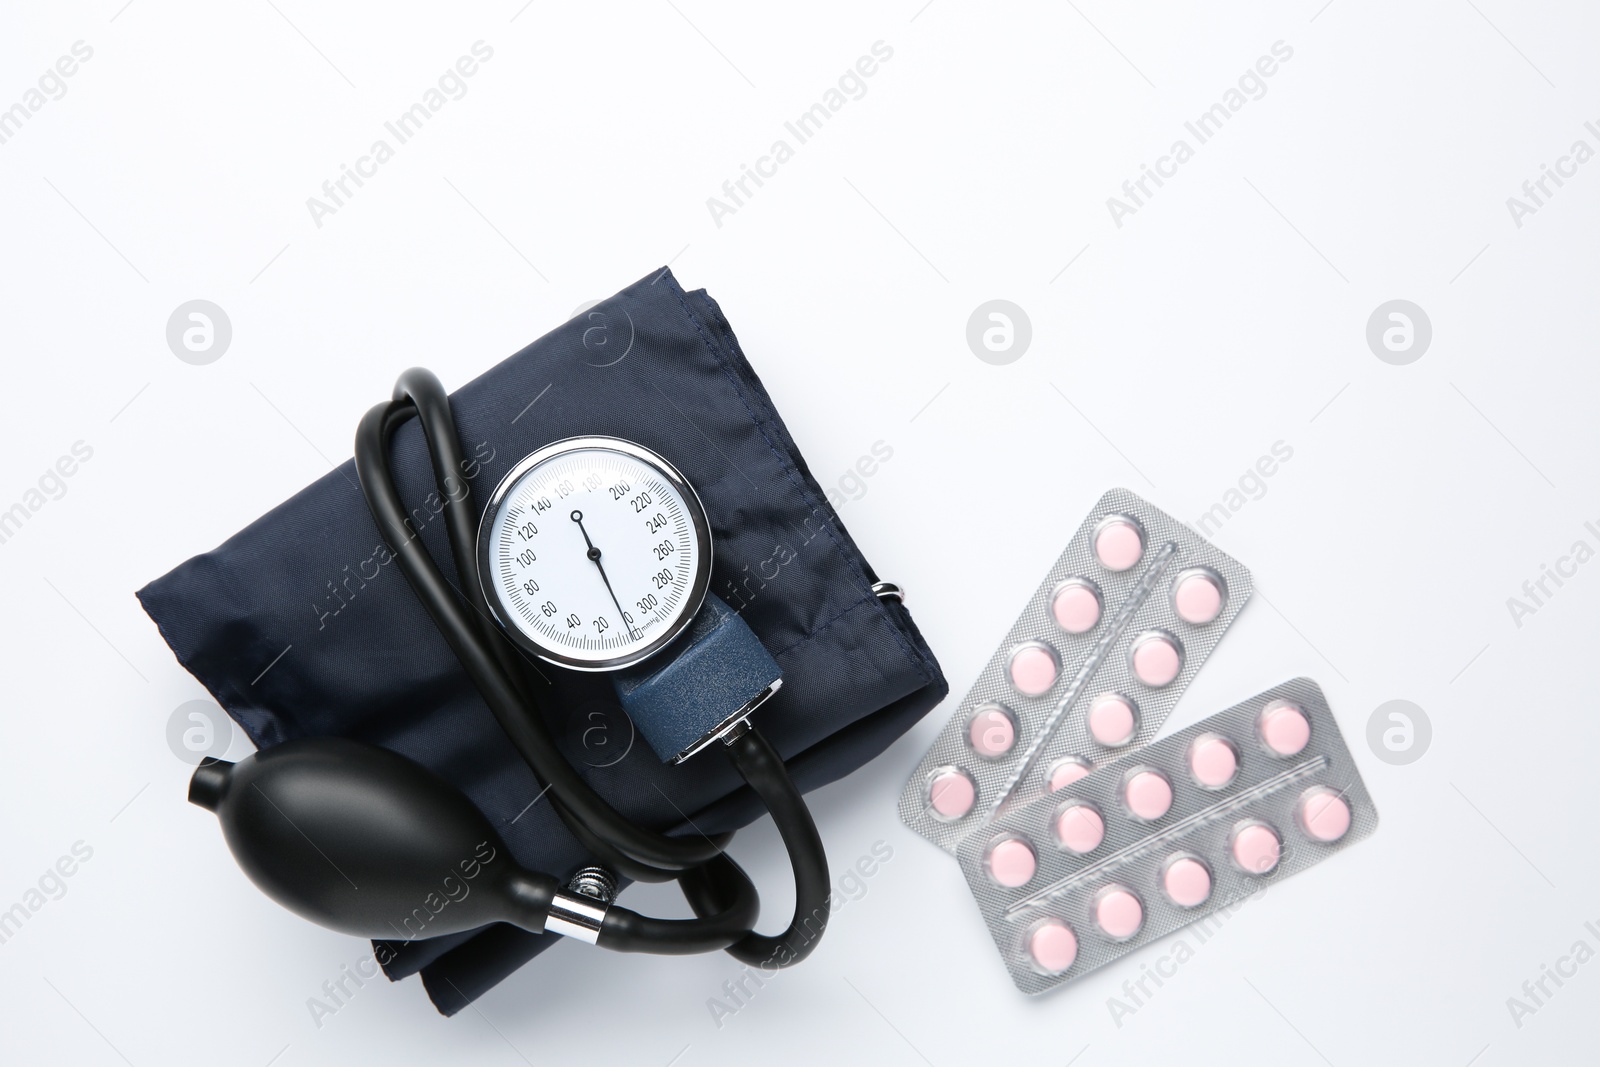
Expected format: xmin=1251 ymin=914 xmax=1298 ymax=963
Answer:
xmin=356 ymin=401 xmax=723 ymax=873
xmin=387 ymin=371 xmax=538 ymax=699
xmin=369 ymin=396 xmax=682 ymax=884
xmin=597 ymin=855 xmax=760 ymax=954
xmin=352 ymin=370 xmax=830 ymax=963
xmin=389 ymin=375 xmax=736 ymax=884
xmin=716 ymin=729 xmax=831 ymax=966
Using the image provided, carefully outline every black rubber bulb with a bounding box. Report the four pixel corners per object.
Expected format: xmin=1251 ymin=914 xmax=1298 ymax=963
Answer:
xmin=188 ymin=737 xmax=559 ymax=940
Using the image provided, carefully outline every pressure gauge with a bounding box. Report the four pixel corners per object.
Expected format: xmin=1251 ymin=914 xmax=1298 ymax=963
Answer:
xmin=477 ymin=437 xmax=713 ymax=671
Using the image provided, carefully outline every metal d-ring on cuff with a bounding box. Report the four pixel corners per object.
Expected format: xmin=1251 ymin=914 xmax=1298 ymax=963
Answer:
xmin=871 ymin=581 xmax=905 ymax=603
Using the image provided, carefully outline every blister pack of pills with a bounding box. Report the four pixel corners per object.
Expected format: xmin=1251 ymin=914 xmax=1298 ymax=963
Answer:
xmin=897 ymin=488 xmax=1252 ymax=852
xmin=955 ymin=677 xmax=1377 ymax=994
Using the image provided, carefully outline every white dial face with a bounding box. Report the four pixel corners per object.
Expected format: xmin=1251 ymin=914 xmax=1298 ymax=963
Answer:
xmin=481 ymin=441 xmax=710 ymax=669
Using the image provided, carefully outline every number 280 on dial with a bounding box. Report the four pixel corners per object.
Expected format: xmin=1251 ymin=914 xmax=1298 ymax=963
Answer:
xmin=476 ymin=436 xmax=713 ymax=671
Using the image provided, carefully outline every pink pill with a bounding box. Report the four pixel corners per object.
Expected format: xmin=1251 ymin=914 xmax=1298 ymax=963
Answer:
xmin=1123 ymin=770 xmax=1173 ymax=820
xmin=1095 ymin=887 xmax=1143 ymax=940
xmin=969 ymin=705 xmax=1016 ymax=758
xmin=1173 ymin=571 xmax=1224 ymax=625
xmin=1131 ymin=633 xmax=1182 ymax=687
xmin=928 ymin=770 xmax=975 ymax=820
xmin=1298 ymin=788 xmax=1352 ymax=843
xmin=1028 ymin=921 xmax=1078 ymax=974
xmin=1162 ymin=857 xmax=1212 ymax=908
xmin=1048 ymin=758 xmax=1092 ymax=792
xmin=1259 ymin=702 xmax=1311 ymax=757
xmin=1088 ymin=694 xmax=1137 ymax=747
xmin=1188 ymin=735 xmax=1238 ymax=788
xmin=1232 ymin=823 xmax=1282 ymax=875
xmin=1054 ymin=804 xmax=1105 ymax=854
xmin=1052 ymin=580 xmax=1102 ymax=634
xmin=987 ymin=838 xmax=1038 ymax=888
xmin=1094 ymin=517 xmax=1145 ymax=571
xmin=1008 ymin=643 xmax=1059 ymax=697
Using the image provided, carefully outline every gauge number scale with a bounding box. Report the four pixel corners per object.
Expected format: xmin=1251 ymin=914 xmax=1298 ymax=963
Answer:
xmin=478 ymin=438 xmax=712 ymax=671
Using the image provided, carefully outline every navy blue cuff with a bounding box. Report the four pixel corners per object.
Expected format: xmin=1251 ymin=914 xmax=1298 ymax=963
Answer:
xmin=136 ymin=267 xmax=948 ymax=1014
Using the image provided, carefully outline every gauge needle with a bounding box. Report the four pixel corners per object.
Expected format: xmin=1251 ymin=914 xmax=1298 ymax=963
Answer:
xmin=570 ymin=510 xmax=637 ymax=639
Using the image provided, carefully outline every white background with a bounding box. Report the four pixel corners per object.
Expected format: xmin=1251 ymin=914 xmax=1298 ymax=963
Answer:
xmin=2 ymin=2 xmax=1597 ymax=1064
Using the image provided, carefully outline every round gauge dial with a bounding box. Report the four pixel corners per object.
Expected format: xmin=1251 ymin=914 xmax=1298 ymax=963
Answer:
xmin=477 ymin=437 xmax=712 ymax=671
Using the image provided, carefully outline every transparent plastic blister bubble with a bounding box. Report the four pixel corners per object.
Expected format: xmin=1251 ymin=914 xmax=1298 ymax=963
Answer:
xmin=954 ymin=678 xmax=1378 ymax=995
xmin=896 ymin=488 xmax=1252 ymax=852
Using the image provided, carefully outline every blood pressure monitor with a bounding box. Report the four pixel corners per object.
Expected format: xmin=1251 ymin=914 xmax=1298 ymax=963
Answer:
xmin=478 ymin=436 xmax=780 ymax=761
xmin=181 ymin=359 xmax=852 ymax=980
